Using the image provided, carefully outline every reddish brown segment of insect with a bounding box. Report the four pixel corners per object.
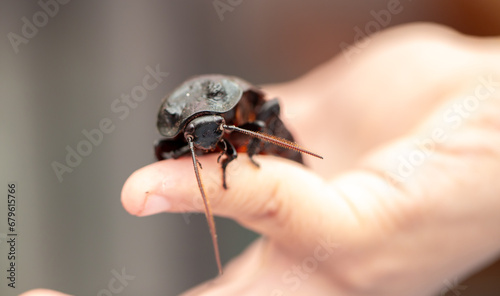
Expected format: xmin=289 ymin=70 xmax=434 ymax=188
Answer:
xmin=223 ymin=125 xmax=324 ymax=160
xmin=187 ymin=136 xmax=223 ymax=275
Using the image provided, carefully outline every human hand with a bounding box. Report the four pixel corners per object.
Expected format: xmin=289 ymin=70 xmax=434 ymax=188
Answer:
xmin=23 ymin=23 xmax=500 ymax=296
xmin=121 ymin=23 xmax=500 ymax=296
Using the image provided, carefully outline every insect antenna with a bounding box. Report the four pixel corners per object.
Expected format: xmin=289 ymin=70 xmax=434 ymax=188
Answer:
xmin=186 ymin=136 xmax=223 ymax=275
xmin=223 ymin=125 xmax=323 ymax=159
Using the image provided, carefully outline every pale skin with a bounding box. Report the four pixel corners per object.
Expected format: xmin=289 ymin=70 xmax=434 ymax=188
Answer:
xmin=22 ymin=23 xmax=500 ymax=296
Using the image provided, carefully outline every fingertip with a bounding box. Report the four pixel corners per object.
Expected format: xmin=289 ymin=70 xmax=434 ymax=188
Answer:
xmin=121 ymin=165 xmax=151 ymax=216
xmin=120 ymin=156 xmax=222 ymax=217
xmin=20 ymin=289 xmax=72 ymax=296
xmin=138 ymin=194 xmax=172 ymax=216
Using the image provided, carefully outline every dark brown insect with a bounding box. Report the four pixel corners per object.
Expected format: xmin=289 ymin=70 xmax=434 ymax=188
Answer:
xmin=155 ymin=74 xmax=322 ymax=274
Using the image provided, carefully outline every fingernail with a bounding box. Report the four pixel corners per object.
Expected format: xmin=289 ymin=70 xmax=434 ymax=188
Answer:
xmin=140 ymin=195 xmax=171 ymax=216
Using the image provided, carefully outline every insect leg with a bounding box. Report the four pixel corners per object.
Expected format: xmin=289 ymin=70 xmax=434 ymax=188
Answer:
xmin=239 ymin=98 xmax=287 ymax=166
xmin=154 ymin=139 xmax=190 ymax=161
xmin=237 ymin=121 xmax=265 ymax=167
xmin=217 ymin=138 xmax=237 ymax=189
xmin=256 ymin=98 xmax=304 ymax=164
xmin=256 ymin=98 xmax=281 ymax=121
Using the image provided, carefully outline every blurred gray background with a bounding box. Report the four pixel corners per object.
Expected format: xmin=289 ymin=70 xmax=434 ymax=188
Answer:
xmin=1 ymin=1 xmax=500 ymax=295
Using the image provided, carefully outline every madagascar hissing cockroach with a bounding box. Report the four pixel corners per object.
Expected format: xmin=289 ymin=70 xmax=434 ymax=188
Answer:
xmin=155 ymin=74 xmax=322 ymax=274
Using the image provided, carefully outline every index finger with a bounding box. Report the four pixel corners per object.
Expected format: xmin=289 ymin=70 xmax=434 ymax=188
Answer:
xmin=121 ymin=154 xmax=357 ymax=247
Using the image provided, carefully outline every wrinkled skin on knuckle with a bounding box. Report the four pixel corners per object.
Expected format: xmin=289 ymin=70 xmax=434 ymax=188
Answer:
xmin=230 ymin=171 xmax=290 ymax=231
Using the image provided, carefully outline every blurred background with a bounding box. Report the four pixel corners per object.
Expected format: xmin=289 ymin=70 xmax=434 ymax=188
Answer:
xmin=1 ymin=1 xmax=500 ymax=295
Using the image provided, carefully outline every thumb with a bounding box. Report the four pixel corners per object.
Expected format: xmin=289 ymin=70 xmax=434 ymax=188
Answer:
xmin=121 ymin=153 xmax=357 ymax=245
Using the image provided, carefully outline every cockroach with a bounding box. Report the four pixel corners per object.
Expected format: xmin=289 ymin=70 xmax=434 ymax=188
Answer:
xmin=155 ymin=74 xmax=322 ymax=274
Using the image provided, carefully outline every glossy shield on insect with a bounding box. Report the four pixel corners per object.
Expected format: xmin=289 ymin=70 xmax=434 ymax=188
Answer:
xmin=155 ymin=74 xmax=322 ymax=275
xmin=157 ymin=76 xmax=243 ymax=138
